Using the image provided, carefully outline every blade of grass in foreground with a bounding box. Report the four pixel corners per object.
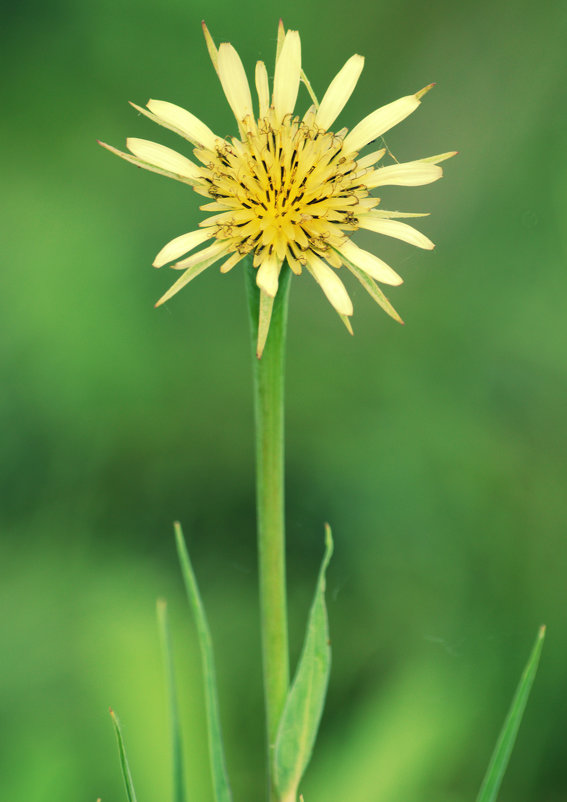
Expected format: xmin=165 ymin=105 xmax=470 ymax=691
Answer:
xmin=476 ymin=625 xmax=546 ymax=802
xmin=110 ymin=708 xmax=138 ymax=802
xmin=174 ymin=521 xmax=233 ymax=802
xmin=157 ymin=599 xmax=186 ymax=802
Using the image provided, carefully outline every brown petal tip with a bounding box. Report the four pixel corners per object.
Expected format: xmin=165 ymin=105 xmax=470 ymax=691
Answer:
xmin=416 ymin=83 xmax=436 ymax=100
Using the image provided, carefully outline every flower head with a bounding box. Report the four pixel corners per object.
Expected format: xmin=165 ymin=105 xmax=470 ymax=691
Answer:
xmin=100 ymin=21 xmax=455 ymax=356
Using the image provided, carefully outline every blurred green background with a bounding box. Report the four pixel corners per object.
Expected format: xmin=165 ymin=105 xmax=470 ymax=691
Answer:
xmin=2 ymin=0 xmax=566 ymax=800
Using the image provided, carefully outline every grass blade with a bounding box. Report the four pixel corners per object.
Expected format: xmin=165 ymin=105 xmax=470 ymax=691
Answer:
xmin=174 ymin=521 xmax=232 ymax=802
xmin=157 ymin=599 xmax=186 ymax=802
xmin=274 ymin=525 xmax=334 ymax=802
xmin=476 ymin=625 xmax=546 ymax=802
xmin=109 ymin=708 xmax=138 ymax=802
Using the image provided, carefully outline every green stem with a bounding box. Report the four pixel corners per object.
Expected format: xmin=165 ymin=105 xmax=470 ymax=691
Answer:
xmin=246 ymin=262 xmax=292 ymax=800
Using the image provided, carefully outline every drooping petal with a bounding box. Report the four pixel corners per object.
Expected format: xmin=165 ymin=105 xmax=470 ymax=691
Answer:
xmin=338 ymin=239 xmax=403 ymax=285
xmin=306 ymin=253 xmax=353 ymax=316
xmin=153 ymin=228 xmax=213 ymax=267
xmin=315 ymin=54 xmax=364 ymax=130
xmin=217 ymin=43 xmax=254 ymax=126
xmin=272 ymin=30 xmax=302 ymax=122
xmin=358 ymin=217 xmax=434 ymax=249
xmin=255 ymin=61 xmax=270 ymax=118
xmin=256 ymin=254 xmax=281 ymax=297
xmin=126 ymin=138 xmax=202 ymax=181
xmin=141 ymin=100 xmax=219 ymax=150
xmin=365 ymin=161 xmax=442 ymax=188
xmin=343 ymin=92 xmax=422 ymax=153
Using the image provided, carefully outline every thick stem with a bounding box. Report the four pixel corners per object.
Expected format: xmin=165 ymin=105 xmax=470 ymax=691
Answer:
xmin=246 ymin=262 xmax=292 ymax=800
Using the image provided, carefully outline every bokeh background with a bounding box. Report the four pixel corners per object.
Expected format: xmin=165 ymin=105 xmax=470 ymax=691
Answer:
xmin=2 ymin=0 xmax=566 ymax=800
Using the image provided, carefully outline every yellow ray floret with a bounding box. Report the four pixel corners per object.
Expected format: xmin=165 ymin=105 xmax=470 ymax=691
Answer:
xmin=99 ymin=21 xmax=455 ymax=356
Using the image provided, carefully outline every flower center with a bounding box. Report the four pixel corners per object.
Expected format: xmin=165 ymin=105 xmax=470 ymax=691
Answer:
xmin=196 ymin=109 xmax=369 ymax=272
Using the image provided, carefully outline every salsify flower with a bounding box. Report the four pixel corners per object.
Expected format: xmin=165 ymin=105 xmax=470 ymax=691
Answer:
xmin=99 ymin=21 xmax=455 ymax=356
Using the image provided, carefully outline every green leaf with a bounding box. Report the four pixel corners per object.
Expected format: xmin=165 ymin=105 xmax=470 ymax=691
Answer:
xmin=476 ymin=625 xmax=546 ymax=802
xmin=274 ymin=525 xmax=334 ymax=802
xmin=109 ymin=708 xmax=138 ymax=802
xmin=157 ymin=599 xmax=186 ymax=802
xmin=174 ymin=522 xmax=232 ymax=802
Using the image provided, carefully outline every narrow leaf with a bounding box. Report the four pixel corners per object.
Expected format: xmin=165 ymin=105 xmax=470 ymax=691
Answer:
xmin=274 ymin=525 xmax=334 ymax=802
xmin=109 ymin=708 xmax=138 ymax=802
xmin=174 ymin=522 xmax=233 ymax=802
xmin=476 ymin=625 xmax=546 ymax=802
xmin=157 ymin=599 xmax=186 ymax=802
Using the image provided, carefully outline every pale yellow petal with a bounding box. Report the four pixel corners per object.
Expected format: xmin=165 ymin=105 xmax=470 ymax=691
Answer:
xmin=343 ymin=92 xmax=421 ymax=153
xmin=357 ymin=148 xmax=386 ymax=169
xmin=199 ymin=201 xmax=233 ymax=212
xmin=365 ymin=161 xmax=442 ymax=188
xmin=198 ymin=210 xmax=251 ymax=228
xmin=255 ymin=61 xmax=270 ymax=118
xmin=306 ymin=253 xmax=353 ymax=316
xmin=338 ymin=240 xmax=403 ymax=286
xmin=98 ymin=140 xmax=196 ymax=185
xmin=154 ymin=246 xmax=226 ymax=306
xmin=145 ymin=99 xmax=218 ymax=149
xmin=315 ymin=54 xmax=364 ymax=130
xmin=171 ymin=240 xmax=229 ymax=270
xmin=126 ymin=138 xmax=201 ymax=180
xmin=217 ymin=43 xmax=254 ymax=125
xmin=256 ymin=255 xmax=281 ymax=297
xmin=272 ymin=30 xmax=301 ymax=121
xmin=275 ymin=19 xmax=285 ymax=63
xmin=219 ymin=251 xmax=246 ymax=273
xmin=358 ymin=217 xmax=434 ymax=249
xmin=371 ymin=209 xmax=430 ymax=219
xmin=419 ymin=150 xmax=458 ymax=164
xmin=153 ymin=228 xmax=213 ymax=267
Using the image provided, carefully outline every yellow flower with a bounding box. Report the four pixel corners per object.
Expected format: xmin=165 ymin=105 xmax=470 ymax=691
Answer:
xmin=100 ymin=21 xmax=455 ymax=356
